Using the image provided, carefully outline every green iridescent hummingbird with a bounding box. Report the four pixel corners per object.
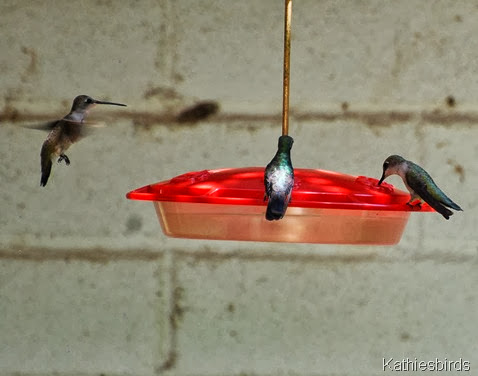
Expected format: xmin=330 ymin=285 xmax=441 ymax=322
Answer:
xmin=378 ymin=155 xmax=463 ymax=219
xmin=264 ymin=135 xmax=294 ymax=221
xmin=39 ymin=95 xmax=126 ymax=186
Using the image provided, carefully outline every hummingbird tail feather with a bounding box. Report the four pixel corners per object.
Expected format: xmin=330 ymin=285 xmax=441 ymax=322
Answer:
xmin=414 ymin=184 xmax=456 ymax=219
xmin=421 ymin=192 xmax=453 ymax=219
xmin=434 ymin=204 xmax=453 ymax=220
xmin=266 ymin=194 xmax=289 ymax=221
xmin=40 ymin=159 xmax=52 ymax=187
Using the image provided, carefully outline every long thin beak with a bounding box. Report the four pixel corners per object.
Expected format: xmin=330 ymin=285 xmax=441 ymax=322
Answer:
xmin=377 ymin=173 xmax=386 ymax=186
xmin=94 ymin=100 xmax=127 ymax=107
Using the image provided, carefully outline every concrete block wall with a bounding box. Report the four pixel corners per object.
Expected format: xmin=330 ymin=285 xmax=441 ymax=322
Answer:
xmin=0 ymin=1 xmax=476 ymax=375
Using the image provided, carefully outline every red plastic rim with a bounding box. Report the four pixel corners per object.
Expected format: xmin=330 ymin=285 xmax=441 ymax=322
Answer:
xmin=126 ymin=167 xmax=433 ymax=212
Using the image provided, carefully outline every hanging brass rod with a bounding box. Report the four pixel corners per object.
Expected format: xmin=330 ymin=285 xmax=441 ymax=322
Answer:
xmin=282 ymin=0 xmax=292 ymax=136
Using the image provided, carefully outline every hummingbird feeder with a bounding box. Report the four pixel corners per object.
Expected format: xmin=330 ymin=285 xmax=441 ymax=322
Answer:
xmin=126 ymin=0 xmax=433 ymax=245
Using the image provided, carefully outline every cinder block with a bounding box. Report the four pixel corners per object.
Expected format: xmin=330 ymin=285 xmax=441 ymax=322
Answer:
xmin=419 ymin=123 xmax=477 ymax=255
xmin=2 ymin=1 xmax=478 ymax=111
xmin=0 ymin=2 xmax=477 ymax=376
xmin=0 ymin=255 xmax=166 ymax=375
xmin=174 ymin=0 xmax=478 ymax=108
xmin=0 ymin=1 xmax=166 ymax=106
xmin=172 ymin=253 xmax=478 ymax=375
xmin=173 ymin=1 xmax=283 ymax=109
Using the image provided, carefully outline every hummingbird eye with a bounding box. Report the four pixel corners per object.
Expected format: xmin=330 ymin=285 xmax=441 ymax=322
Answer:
xmin=383 ymin=161 xmax=389 ymax=169
xmin=85 ymin=98 xmax=93 ymax=104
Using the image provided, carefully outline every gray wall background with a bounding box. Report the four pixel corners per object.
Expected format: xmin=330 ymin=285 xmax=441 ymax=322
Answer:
xmin=0 ymin=1 xmax=477 ymax=375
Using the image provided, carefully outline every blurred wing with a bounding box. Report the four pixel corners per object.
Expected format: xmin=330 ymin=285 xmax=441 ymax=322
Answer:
xmin=23 ymin=120 xmax=104 ymax=134
xmin=23 ymin=120 xmax=61 ymax=132
xmin=61 ymin=120 xmax=91 ymax=142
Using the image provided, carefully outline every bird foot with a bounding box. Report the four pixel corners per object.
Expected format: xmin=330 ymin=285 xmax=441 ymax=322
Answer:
xmin=58 ymin=154 xmax=70 ymax=165
xmin=406 ymin=200 xmax=422 ymax=210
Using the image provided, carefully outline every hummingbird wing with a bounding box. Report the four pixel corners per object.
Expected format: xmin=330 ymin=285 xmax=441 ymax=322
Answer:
xmin=23 ymin=120 xmax=60 ymax=132
xmin=406 ymin=163 xmax=462 ymax=211
xmin=405 ymin=168 xmax=453 ymax=219
xmin=61 ymin=120 xmax=89 ymax=143
xmin=434 ymin=192 xmax=462 ymax=211
xmin=24 ymin=120 xmax=101 ymax=139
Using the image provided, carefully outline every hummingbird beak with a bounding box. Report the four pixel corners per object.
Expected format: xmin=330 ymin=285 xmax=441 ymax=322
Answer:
xmin=93 ymin=100 xmax=127 ymax=107
xmin=377 ymin=172 xmax=386 ymax=186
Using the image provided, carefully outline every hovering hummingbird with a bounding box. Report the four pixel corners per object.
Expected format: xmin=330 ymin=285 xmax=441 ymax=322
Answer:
xmin=264 ymin=135 xmax=294 ymax=221
xmin=378 ymin=155 xmax=463 ymax=219
xmin=39 ymin=95 xmax=126 ymax=186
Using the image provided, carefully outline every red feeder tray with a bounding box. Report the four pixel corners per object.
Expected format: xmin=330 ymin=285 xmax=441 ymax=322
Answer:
xmin=126 ymin=167 xmax=433 ymax=245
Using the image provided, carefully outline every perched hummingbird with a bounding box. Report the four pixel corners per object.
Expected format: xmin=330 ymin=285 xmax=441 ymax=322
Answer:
xmin=39 ymin=95 xmax=126 ymax=186
xmin=378 ymin=155 xmax=463 ymax=219
xmin=264 ymin=135 xmax=294 ymax=221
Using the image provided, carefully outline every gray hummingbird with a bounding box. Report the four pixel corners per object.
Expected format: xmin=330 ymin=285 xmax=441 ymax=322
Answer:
xmin=378 ymin=155 xmax=463 ymax=219
xmin=264 ymin=135 xmax=294 ymax=221
xmin=39 ymin=95 xmax=126 ymax=186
